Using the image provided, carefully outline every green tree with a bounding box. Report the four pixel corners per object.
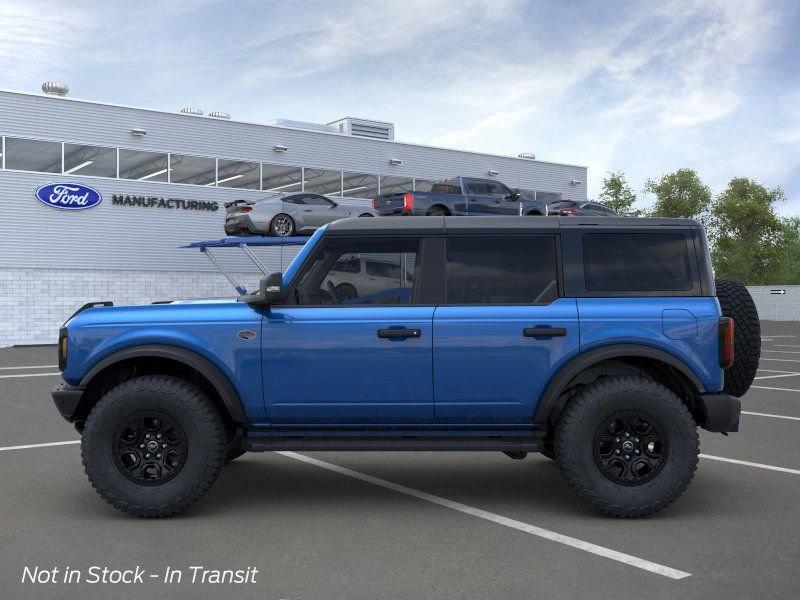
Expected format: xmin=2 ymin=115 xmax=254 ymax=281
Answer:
xmin=644 ymin=168 xmax=711 ymax=219
xmin=710 ymin=177 xmax=785 ymax=284
xmin=598 ymin=171 xmax=640 ymax=216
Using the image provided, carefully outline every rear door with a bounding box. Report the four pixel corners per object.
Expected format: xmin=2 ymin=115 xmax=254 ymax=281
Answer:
xmin=433 ymin=235 xmax=579 ymax=424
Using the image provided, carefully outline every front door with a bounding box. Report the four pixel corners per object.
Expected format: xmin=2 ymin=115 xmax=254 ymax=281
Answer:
xmin=299 ymin=194 xmax=343 ymax=228
xmin=262 ymin=236 xmax=435 ymax=425
xmin=464 ymin=179 xmax=520 ymax=215
xmin=433 ymin=235 xmax=579 ymax=424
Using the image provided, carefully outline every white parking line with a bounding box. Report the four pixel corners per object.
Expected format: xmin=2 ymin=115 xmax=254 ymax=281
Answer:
xmin=700 ymin=454 xmax=800 ymax=475
xmin=0 ymin=365 xmax=58 ymax=370
xmin=754 ymin=372 xmax=800 ymax=380
xmin=0 ymin=440 xmax=80 ymax=452
xmin=758 ymin=357 xmax=800 ymax=364
xmin=751 ymin=385 xmax=800 ymax=393
xmin=742 ymin=410 xmax=800 ymax=422
xmin=0 ymin=372 xmax=61 ymax=379
xmin=278 ymin=451 xmax=692 ymax=580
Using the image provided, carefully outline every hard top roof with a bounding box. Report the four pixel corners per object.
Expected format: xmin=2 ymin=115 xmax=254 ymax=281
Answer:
xmin=325 ymin=216 xmax=701 ymax=236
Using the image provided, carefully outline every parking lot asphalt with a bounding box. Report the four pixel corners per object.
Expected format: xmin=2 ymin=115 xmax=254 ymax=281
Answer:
xmin=1 ymin=323 xmax=799 ymax=600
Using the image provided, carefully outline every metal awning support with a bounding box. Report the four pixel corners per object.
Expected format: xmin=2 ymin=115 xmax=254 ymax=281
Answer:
xmin=185 ymin=235 xmax=308 ymax=295
xmin=201 ymin=247 xmax=248 ymax=295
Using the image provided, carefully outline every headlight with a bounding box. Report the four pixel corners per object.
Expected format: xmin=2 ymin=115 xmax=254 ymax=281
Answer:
xmin=58 ymin=327 xmax=68 ymax=371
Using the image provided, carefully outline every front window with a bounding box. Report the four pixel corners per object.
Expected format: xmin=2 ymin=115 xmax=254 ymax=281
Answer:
xmin=294 ymin=238 xmax=419 ymax=305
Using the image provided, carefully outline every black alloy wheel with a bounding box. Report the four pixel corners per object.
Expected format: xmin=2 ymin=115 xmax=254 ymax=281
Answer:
xmin=114 ymin=412 xmax=188 ymax=485
xmin=593 ymin=412 xmax=667 ymax=485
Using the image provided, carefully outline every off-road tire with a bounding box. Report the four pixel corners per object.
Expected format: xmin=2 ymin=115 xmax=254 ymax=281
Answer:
xmin=555 ymin=376 xmax=699 ymax=518
xmin=715 ymin=279 xmax=760 ymax=397
xmin=81 ymin=375 xmax=226 ymax=518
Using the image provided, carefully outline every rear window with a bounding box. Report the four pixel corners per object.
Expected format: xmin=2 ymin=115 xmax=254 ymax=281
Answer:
xmin=583 ymin=233 xmax=692 ymax=292
xmin=431 ymin=180 xmax=462 ymax=195
xmin=446 ymin=236 xmax=558 ymax=304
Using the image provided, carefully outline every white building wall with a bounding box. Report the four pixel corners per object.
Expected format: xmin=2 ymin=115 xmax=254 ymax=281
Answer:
xmin=747 ymin=286 xmax=800 ymax=321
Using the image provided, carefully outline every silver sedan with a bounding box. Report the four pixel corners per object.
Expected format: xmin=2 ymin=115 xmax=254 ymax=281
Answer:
xmin=224 ymin=192 xmax=377 ymax=237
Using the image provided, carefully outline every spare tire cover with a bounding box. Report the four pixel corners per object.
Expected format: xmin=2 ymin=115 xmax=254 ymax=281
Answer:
xmin=715 ymin=279 xmax=761 ymax=397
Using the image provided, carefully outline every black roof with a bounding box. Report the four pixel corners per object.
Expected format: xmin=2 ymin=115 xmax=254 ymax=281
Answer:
xmin=325 ymin=216 xmax=701 ymax=236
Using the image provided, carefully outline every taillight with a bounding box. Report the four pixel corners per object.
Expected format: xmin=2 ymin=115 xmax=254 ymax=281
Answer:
xmin=719 ymin=317 xmax=734 ymax=368
xmin=402 ymin=193 xmax=414 ymax=213
xmin=371 ymin=198 xmax=377 ymax=209
xmin=241 ymin=207 xmax=252 ymax=213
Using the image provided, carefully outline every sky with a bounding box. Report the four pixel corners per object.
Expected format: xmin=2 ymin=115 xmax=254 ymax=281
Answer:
xmin=1 ymin=0 xmax=799 ymax=212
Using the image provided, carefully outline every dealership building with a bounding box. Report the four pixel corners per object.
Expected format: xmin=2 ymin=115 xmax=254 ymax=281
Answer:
xmin=0 ymin=84 xmax=588 ymax=346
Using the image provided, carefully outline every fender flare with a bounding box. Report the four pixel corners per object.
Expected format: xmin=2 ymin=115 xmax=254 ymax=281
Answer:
xmin=533 ymin=344 xmax=705 ymax=427
xmin=80 ymin=344 xmax=247 ymax=424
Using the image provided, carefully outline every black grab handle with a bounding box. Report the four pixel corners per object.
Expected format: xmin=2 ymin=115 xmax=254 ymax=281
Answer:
xmin=378 ymin=328 xmax=422 ymax=339
xmin=523 ymin=327 xmax=566 ymax=338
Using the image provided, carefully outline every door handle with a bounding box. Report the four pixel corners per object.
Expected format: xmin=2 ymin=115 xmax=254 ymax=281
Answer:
xmin=377 ymin=328 xmax=422 ymax=339
xmin=303 ymin=209 xmax=313 ymax=212
xmin=523 ymin=327 xmax=566 ymax=338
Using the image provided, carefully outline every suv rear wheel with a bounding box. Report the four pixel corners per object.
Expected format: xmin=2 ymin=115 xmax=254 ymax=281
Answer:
xmin=555 ymin=376 xmax=698 ymax=517
xmin=81 ymin=375 xmax=226 ymax=517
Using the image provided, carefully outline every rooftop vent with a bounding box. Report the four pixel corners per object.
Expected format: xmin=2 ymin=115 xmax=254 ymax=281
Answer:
xmin=180 ymin=106 xmax=203 ymax=116
xmin=269 ymin=119 xmax=337 ymax=134
xmin=518 ymin=152 xmax=536 ymax=160
xmin=208 ymin=111 xmax=231 ymax=119
xmin=328 ymin=117 xmax=395 ymax=141
xmin=42 ymin=82 xmax=69 ymax=96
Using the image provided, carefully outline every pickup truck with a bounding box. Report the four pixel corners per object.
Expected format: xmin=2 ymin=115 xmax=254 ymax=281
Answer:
xmin=372 ymin=177 xmax=547 ymax=217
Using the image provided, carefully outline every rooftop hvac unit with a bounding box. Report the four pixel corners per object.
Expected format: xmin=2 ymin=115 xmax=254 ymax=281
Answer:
xmin=518 ymin=152 xmax=536 ymax=160
xmin=180 ymin=106 xmax=203 ymax=116
xmin=42 ymin=82 xmax=69 ymax=96
xmin=208 ymin=111 xmax=231 ymax=119
xmin=328 ymin=117 xmax=395 ymax=141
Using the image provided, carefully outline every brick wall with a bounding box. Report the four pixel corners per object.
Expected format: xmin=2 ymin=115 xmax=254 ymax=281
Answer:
xmin=0 ymin=268 xmax=261 ymax=346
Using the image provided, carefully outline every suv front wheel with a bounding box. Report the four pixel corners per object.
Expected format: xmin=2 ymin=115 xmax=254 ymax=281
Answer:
xmin=81 ymin=375 xmax=227 ymax=517
xmin=555 ymin=376 xmax=699 ymax=518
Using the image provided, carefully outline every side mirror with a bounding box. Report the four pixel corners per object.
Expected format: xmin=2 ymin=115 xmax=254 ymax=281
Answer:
xmin=240 ymin=272 xmax=284 ymax=306
xmin=505 ymin=188 xmax=521 ymax=201
xmin=329 ymin=201 xmax=338 ymax=208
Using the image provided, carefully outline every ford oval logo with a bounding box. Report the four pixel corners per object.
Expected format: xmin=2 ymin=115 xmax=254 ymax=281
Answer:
xmin=35 ymin=183 xmax=102 ymax=210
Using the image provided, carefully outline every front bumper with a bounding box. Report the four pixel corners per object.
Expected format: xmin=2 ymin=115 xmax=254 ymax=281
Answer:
xmin=699 ymin=392 xmax=741 ymax=432
xmin=52 ymin=382 xmax=85 ymax=422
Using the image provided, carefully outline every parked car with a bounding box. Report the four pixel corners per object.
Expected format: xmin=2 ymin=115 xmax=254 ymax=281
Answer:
xmin=325 ymin=254 xmax=415 ymax=303
xmin=53 ymin=216 xmax=760 ymax=518
xmin=372 ymin=177 xmax=547 ymax=217
xmin=548 ymin=199 xmax=617 ymax=216
xmin=224 ymin=192 xmax=376 ymax=236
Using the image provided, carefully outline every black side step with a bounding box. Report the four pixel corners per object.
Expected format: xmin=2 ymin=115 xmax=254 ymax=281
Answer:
xmin=243 ymin=437 xmax=541 ymax=452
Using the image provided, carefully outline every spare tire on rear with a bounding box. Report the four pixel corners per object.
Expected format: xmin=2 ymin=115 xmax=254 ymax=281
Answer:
xmin=715 ymin=279 xmax=760 ymax=397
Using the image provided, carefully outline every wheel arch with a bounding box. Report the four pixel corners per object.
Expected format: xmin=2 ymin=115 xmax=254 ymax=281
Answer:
xmin=427 ymin=204 xmax=451 ymax=215
xmin=534 ymin=344 xmax=705 ymax=429
xmin=78 ymin=344 xmax=247 ymax=428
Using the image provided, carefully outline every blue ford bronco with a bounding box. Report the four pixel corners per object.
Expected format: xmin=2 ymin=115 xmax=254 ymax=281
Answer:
xmin=52 ymin=216 xmax=760 ymax=518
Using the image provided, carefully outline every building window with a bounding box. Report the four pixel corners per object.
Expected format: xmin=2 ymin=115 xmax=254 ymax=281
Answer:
xmin=413 ymin=178 xmax=436 ymax=192
xmin=217 ymin=159 xmax=260 ymax=189
xmin=304 ymin=168 xmax=342 ymax=196
xmin=119 ymin=149 xmax=169 ymax=182
xmin=262 ymin=164 xmax=302 ymax=192
xmin=63 ymin=144 xmax=117 ymax=177
xmin=4 ymin=137 xmax=61 ymax=173
xmin=341 ymin=172 xmax=379 ymax=198
xmin=170 ymin=154 xmax=216 ymax=186
xmin=379 ymin=175 xmax=413 ymax=195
